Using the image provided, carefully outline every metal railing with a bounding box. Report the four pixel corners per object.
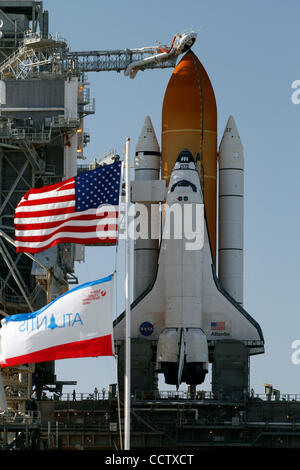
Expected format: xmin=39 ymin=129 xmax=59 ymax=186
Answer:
xmin=40 ymin=423 xmax=110 ymax=434
xmin=44 ymin=164 xmax=56 ymax=175
xmin=23 ymin=32 xmax=68 ymax=48
xmin=81 ymin=98 xmax=95 ymax=115
xmin=54 ymin=391 xmax=109 ymax=401
xmin=51 ymin=115 xmax=79 ymax=128
xmin=0 ymin=410 xmax=41 ymax=426
xmin=0 ymin=291 xmax=26 ymax=306
xmin=51 ymin=390 xmax=300 ymax=403
xmin=0 ymin=127 xmax=51 ymax=142
xmin=0 ymin=279 xmax=43 ymax=308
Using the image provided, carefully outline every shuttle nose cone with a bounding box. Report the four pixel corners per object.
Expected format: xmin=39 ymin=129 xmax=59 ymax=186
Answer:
xmin=176 ymin=149 xmax=195 ymax=164
xmin=220 ymin=115 xmax=242 ymax=148
xmin=219 ymin=115 xmax=244 ymax=169
xmin=136 ymin=115 xmax=160 ymax=154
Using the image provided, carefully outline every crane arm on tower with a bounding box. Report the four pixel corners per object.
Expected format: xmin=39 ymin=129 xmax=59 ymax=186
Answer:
xmin=0 ymin=30 xmax=197 ymax=79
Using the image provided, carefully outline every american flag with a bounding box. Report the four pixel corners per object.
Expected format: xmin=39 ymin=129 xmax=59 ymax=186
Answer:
xmin=14 ymin=162 xmax=121 ymax=253
xmin=211 ymin=321 xmax=226 ymax=331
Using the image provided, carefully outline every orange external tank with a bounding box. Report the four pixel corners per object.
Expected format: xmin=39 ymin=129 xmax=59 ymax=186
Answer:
xmin=161 ymin=50 xmax=217 ymax=264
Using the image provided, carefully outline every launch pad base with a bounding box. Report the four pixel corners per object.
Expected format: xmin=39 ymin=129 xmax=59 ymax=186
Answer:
xmin=32 ymin=393 xmax=300 ymax=450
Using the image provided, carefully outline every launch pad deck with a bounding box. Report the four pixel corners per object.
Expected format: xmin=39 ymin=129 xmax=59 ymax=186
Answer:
xmin=32 ymin=393 xmax=300 ymax=450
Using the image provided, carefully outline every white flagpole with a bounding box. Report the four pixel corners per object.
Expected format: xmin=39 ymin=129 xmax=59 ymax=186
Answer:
xmin=124 ymin=137 xmax=131 ymax=450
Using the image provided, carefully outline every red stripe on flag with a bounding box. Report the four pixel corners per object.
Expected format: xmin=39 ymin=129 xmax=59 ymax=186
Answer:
xmin=16 ymin=237 xmax=118 ymax=253
xmin=22 ymin=178 xmax=75 ymax=196
xmin=15 ymin=224 xmax=119 ymax=242
xmin=17 ymin=194 xmax=75 ymax=207
xmin=14 ymin=211 xmax=119 ymax=231
xmin=14 ymin=206 xmax=76 ymax=219
xmin=0 ymin=335 xmax=113 ymax=368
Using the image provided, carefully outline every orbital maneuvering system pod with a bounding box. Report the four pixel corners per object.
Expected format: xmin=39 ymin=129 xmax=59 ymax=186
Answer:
xmin=114 ymin=50 xmax=264 ymax=392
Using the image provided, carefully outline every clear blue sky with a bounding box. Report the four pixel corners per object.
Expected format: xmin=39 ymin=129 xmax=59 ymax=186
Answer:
xmin=47 ymin=0 xmax=300 ymax=396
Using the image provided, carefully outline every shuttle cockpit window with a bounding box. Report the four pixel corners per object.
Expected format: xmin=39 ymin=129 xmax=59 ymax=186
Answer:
xmin=170 ymin=180 xmax=197 ymax=192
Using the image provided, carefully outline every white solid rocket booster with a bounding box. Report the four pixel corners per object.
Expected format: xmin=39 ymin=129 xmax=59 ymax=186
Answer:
xmin=133 ymin=116 xmax=161 ymax=299
xmin=218 ymin=116 xmax=244 ymax=305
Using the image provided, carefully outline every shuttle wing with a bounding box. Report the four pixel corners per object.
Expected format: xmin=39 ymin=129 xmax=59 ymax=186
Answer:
xmin=201 ymin=224 xmax=264 ymax=355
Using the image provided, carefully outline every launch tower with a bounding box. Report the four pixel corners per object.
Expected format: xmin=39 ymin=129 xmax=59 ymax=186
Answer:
xmin=0 ymin=0 xmax=89 ymax=410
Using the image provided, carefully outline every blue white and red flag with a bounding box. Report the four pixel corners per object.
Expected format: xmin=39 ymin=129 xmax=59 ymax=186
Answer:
xmin=0 ymin=275 xmax=114 ymax=368
xmin=211 ymin=321 xmax=226 ymax=331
